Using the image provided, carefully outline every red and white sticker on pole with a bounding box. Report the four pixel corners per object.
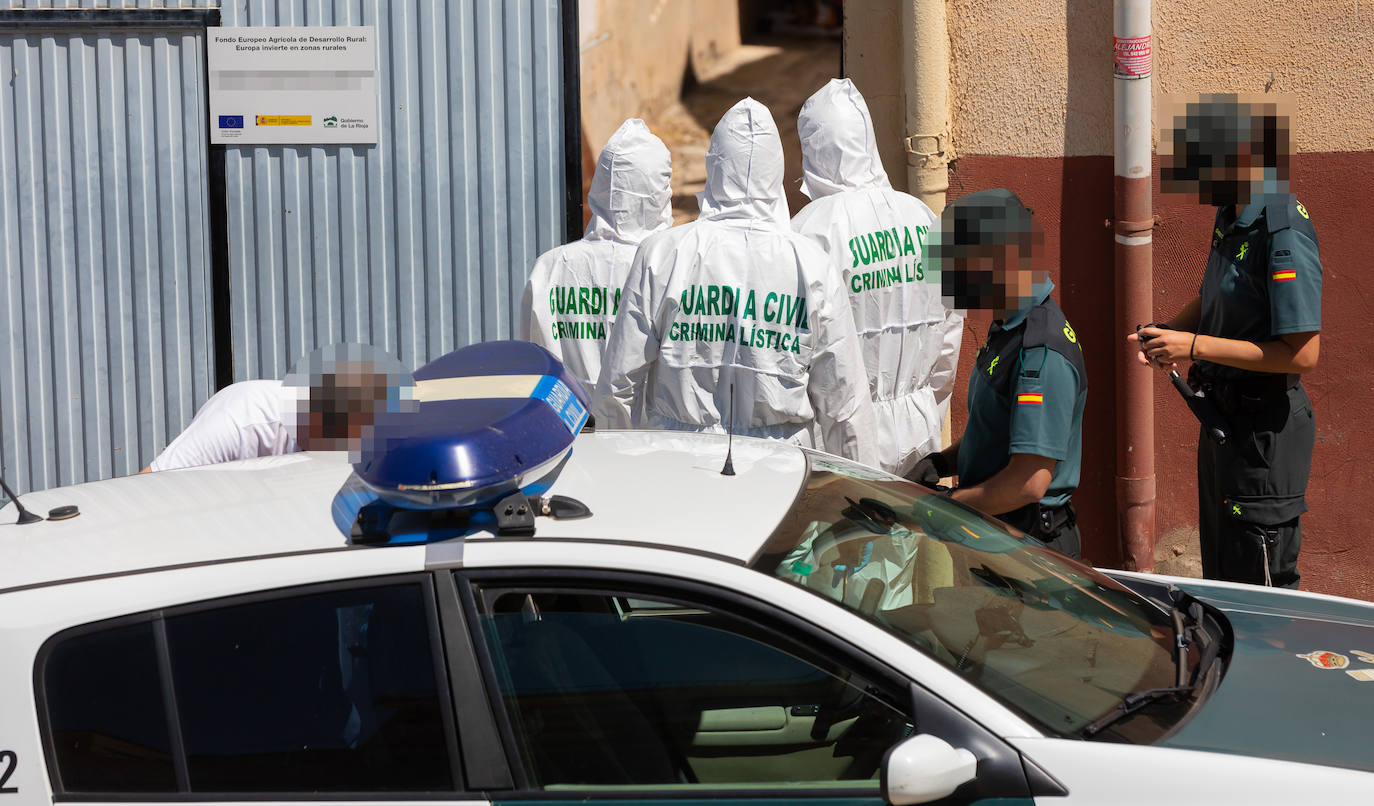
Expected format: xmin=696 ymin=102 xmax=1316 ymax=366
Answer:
xmin=1113 ymin=35 xmax=1151 ymax=79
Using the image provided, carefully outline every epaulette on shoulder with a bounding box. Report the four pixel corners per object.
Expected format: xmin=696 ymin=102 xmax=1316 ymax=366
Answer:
xmin=1021 ymin=296 xmax=1087 ymax=385
xmin=1021 ymin=301 xmax=1056 ymax=349
xmin=1264 ymin=193 xmax=1296 ymax=234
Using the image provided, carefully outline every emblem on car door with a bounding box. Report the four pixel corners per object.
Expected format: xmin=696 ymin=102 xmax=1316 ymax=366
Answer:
xmin=1296 ymin=650 xmax=1349 ymax=670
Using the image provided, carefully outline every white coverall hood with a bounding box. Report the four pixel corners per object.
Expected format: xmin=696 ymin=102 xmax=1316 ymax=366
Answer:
xmin=696 ymin=97 xmax=793 ymax=226
xmin=520 ymin=119 xmax=673 ymax=394
xmin=584 ymin=118 xmax=674 ymax=244
xmin=797 ymin=78 xmax=891 ymax=200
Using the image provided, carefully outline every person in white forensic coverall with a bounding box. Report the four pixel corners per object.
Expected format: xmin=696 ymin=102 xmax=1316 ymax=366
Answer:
xmin=520 ymin=119 xmax=673 ymax=395
xmin=594 ymin=97 xmax=879 ymax=466
xmin=791 ymin=78 xmax=964 ymax=475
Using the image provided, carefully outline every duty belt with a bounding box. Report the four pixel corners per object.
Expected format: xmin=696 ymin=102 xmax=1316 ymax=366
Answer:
xmin=1187 ymin=366 xmax=1300 ymax=417
xmin=998 ymin=500 xmax=1076 ymax=541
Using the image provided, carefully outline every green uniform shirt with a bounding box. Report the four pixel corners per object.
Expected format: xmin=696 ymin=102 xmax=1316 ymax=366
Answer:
xmin=958 ymin=281 xmax=1087 ymax=508
xmin=1196 ymin=194 xmax=1322 ymax=380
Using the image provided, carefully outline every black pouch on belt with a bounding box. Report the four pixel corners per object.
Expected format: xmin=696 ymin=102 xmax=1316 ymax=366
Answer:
xmin=999 ymin=501 xmax=1074 ymax=541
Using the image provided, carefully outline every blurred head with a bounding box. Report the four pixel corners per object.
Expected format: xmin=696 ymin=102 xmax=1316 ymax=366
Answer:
xmin=584 ymin=118 xmax=673 ymax=243
xmin=929 ymin=188 xmax=1047 ymax=315
xmin=1160 ymin=92 xmax=1294 ymax=207
xmin=697 ymin=97 xmax=791 ymax=224
xmin=797 ymin=78 xmax=890 ymax=198
xmin=282 ymin=344 xmax=414 ymax=455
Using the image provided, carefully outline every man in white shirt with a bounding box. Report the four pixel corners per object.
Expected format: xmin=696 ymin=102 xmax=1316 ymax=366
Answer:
xmin=145 ymin=344 xmax=408 ymax=472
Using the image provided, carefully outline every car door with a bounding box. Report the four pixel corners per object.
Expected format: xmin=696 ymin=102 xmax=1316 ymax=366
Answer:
xmin=34 ymin=574 xmax=489 ymax=806
xmin=453 ymin=568 xmax=1041 ymax=806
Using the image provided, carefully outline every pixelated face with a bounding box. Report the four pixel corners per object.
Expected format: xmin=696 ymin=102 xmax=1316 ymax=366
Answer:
xmin=929 ymin=194 xmax=1047 ymax=314
xmin=282 ymin=344 xmax=415 ymax=458
xmin=1160 ymin=92 xmax=1294 ymax=206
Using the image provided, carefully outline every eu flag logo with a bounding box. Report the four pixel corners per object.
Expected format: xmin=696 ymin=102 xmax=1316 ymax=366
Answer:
xmin=218 ymin=115 xmax=244 ymax=129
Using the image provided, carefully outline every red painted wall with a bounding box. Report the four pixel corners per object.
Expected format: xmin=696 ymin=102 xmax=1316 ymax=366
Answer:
xmin=946 ymin=152 xmax=1374 ymax=600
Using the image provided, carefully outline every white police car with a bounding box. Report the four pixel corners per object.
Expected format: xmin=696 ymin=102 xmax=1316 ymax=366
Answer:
xmin=4 ymin=342 xmax=1374 ymax=806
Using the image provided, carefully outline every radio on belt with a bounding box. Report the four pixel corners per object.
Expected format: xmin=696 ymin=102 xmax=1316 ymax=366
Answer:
xmin=335 ymin=341 xmax=593 ymax=544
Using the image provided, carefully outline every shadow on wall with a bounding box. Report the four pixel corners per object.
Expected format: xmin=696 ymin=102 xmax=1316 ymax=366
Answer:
xmin=674 ymin=36 xmax=842 ymax=218
xmin=581 ymin=126 xmax=596 ymax=231
xmin=1059 ymin=0 xmax=1118 ymax=566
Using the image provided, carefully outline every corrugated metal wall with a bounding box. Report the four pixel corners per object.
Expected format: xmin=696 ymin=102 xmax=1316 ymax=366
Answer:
xmin=1 ymin=1 xmax=569 ymax=494
xmin=2 ymin=2 xmax=215 ymax=9
xmin=221 ymin=0 xmax=567 ymax=380
xmin=0 ymin=10 xmax=216 ymax=494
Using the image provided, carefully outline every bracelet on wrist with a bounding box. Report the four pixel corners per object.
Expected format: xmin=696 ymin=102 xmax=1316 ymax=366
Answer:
xmin=1190 ymin=332 xmax=1199 ymax=361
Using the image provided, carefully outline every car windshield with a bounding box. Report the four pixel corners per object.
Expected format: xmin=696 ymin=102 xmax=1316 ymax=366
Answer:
xmin=752 ymin=451 xmax=1181 ymax=740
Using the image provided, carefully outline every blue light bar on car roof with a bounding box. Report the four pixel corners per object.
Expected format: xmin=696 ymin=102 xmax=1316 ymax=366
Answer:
xmin=362 ymin=340 xmax=589 ymax=508
xmin=331 ymin=341 xmax=590 ymax=539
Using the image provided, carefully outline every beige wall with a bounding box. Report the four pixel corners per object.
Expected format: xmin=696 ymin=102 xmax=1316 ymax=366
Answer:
xmin=846 ymin=0 xmax=1374 ymax=161
xmin=949 ymin=0 xmax=1108 ymax=157
xmin=579 ymin=0 xmax=742 ymax=151
xmin=1153 ymin=1 xmax=1372 ymax=155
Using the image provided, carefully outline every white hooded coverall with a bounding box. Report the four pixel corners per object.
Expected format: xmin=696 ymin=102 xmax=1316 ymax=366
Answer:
xmin=520 ymin=119 xmax=673 ymax=395
xmin=595 ymin=98 xmax=880 ymax=467
xmin=791 ymin=78 xmax=964 ymax=475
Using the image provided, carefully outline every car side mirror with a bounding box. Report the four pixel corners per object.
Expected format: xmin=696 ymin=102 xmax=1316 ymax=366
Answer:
xmin=881 ymin=733 xmax=978 ymax=805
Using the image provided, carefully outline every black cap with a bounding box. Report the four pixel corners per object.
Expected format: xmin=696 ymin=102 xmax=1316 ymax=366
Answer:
xmin=932 ymin=188 xmax=1044 ymax=312
xmin=938 ymin=188 xmax=1035 ymax=248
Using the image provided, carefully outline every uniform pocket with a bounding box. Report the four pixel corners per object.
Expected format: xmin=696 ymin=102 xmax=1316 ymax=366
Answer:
xmin=1223 ymin=493 xmax=1307 ymax=526
xmin=1222 ymin=522 xmax=1281 ymax=586
xmin=1251 ymin=524 xmax=1279 ymax=587
xmin=1221 ymin=386 xmax=1314 ymax=502
xmin=1243 ymin=424 xmax=1274 ymax=471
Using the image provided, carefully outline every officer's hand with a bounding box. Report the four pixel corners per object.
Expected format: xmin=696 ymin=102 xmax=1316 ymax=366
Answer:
xmin=905 ymin=453 xmax=949 ymax=487
xmin=1131 ymin=326 xmax=1185 ymax=371
xmin=1125 ymin=329 xmax=1153 ymax=367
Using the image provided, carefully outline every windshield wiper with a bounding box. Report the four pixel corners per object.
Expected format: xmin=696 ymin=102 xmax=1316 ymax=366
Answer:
xmin=1171 ymin=604 xmax=1192 ymax=687
xmin=1082 ymin=594 xmax=1218 ymax=739
xmin=1081 ymin=684 xmax=1196 ymax=738
xmin=1168 ymin=591 xmax=1219 ymax=689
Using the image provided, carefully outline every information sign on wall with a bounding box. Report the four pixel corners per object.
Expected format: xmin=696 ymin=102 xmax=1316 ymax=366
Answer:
xmin=208 ymin=26 xmax=378 ymax=144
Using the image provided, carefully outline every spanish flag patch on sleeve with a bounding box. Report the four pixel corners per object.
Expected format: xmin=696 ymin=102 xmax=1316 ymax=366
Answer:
xmin=1272 ymin=269 xmax=1297 ymax=282
xmin=1017 ymin=392 xmax=1044 ymax=405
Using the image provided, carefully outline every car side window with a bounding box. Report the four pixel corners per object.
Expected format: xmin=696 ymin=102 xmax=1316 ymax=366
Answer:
xmin=41 ymin=580 xmax=453 ymax=795
xmin=43 ymin=621 xmax=176 ymax=792
xmin=164 ymin=583 xmax=451 ymax=792
xmin=475 ymin=586 xmax=913 ymax=791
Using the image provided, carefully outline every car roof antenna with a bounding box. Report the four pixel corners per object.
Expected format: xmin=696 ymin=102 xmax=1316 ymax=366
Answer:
xmin=1 ymin=475 xmax=43 ymax=525
xmin=721 ymin=382 xmax=736 ymax=477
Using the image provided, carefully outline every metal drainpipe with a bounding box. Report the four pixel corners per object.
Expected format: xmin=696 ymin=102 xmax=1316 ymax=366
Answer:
xmin=900 ymin=0 xmax=953 ymax=215
xmin=900 ymin=0 xmax=955 ymax=449
xmin=1113 ymin=0 xmax=1156 ymax=570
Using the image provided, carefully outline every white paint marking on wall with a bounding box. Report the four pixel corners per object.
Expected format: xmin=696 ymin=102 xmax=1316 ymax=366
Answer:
xmin=581 ymin=31 xmax=612 ymax=52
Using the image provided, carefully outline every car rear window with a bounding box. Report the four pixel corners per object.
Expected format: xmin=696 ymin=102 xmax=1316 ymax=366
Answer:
xmin=43 ymin=621 xmax=176 ymax=792
xmin=39 ymin=579 xmax=453 ymax=795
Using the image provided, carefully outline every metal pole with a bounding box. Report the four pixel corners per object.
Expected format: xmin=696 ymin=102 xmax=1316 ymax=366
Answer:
xmin=900 ymin=0 xmax=953 ymax=214
xmin=900 ymin=0 xmax=956 ymax=450
xmin=1113 ymin=0 xmax=1155 ymax=570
